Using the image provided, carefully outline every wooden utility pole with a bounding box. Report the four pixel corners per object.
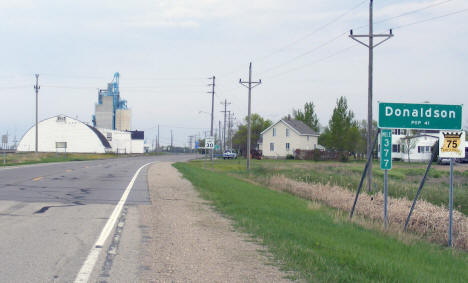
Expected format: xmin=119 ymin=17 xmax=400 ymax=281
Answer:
xmin=239 ymin=62 xmax=261 ymax=170
xmin=349 ymin=0 xmax=393 ymax=191
xmin=170 ymin=130 xmax=173 ymax=152
xmin=208 ymin=76 xmax=215 ymax=160
xmin=220 ymin=100 xmax=231 ymax=151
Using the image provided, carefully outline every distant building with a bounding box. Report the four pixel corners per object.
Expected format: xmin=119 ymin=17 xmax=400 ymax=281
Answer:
xmin=93 ymin=72 xmax=131 ymax=131
xmin=260 ymin=117 xmax=319 ymax=158
xmin=17 ymin=115 xmax=144 ymax=154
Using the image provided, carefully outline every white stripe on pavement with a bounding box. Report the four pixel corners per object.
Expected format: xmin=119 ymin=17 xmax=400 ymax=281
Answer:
xmin=74 ymin=162 xmax=153 ymax=283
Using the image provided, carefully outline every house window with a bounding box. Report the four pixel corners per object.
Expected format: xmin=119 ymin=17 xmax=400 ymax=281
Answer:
xmin=307 ymin=136 xmax=310 ymax=141
xmin=392 ymin=144 xmax=400 ymax=153
xmin=286 ymin=129 xmax=289 ymax=137
xmin=420 ymin=146 xmax=431 ymax=153
xmin=418 ymin=146 xmax=432 ymax=153
xmin=273 ymin=128 xmax=276 ymax=137
xmin=286 ymin=143 xmax=290 ymax=151
xmin=391 ymin=129 xmax=407 ymax=135
xmin=270 ymin=143 xmax=274 ymax=151
xmin=107 ymin=132 xmax=112 ymax=141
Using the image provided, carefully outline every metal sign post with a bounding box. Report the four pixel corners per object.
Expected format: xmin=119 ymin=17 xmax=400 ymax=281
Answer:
xmin=449 ymin=158 xmax=454 ymax=247
xmin=439 ymin=131 xmax=465 ymax=247
xmin=2 ymin=134 xmax=8 ymax=165
xmin=205 ymin=136 xmax=215 ymax=167
xmin=380 ymin=129 xmax=392 ymax=229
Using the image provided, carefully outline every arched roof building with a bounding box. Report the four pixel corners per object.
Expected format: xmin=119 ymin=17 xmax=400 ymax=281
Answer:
xmin=17 ymin=115 xmax=111 ymax=153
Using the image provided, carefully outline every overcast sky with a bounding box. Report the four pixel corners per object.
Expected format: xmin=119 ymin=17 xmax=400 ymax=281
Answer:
xmin=0 ymin=0 xmax=467 ymax=146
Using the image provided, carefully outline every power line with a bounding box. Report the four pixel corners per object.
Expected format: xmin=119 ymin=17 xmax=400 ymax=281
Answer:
xmin=259 ymin=31 xmax=347 ymax=75
xmin=219 ymin=0 xmax=367 ymax=77
xmin=352 ymin=0 xmax=456 ymax=31
xmin=264 ymin=44 xmax=358 ymax=79
xmin=256 ymin=0 xmax=367 ymax=62
xmin=392 ymin=7 xmax=468 ymax=30
xmin=376 ymin=0 xmax=454 ymax=26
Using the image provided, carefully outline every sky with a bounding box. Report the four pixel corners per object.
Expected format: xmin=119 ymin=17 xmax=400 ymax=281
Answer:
xmin=0 ymin=0 xmax=467 ymax=147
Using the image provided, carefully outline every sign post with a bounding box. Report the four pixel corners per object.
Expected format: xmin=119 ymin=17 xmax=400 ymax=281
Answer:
xmin=2 ymin=135 xmax=7 ymax=165
xmin=205 ymin=136 xmax=215 ymax=166
xmin=380 ymin=129 xmax=392 ymax=229
xmin=439 ymin=131 xmax=465 ymax=247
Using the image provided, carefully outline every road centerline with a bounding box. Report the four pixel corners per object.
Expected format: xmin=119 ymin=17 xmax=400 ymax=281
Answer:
xmin=73 ymin=162 xmax=154 ymax=283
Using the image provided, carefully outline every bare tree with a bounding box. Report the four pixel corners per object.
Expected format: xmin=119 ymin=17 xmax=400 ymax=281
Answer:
xmin=400 ymin=133 xmax=417 ymax=164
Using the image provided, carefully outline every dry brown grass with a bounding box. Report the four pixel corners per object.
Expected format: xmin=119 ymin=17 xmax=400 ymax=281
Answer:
xmin=268 ymin=175 xmax=468 ymax=250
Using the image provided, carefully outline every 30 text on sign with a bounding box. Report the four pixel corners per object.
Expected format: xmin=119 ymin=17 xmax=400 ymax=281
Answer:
xmin=205 ymin=136 xmax=215 ymax=149
xmin=379 ymin=102 xmax=462 ymax=130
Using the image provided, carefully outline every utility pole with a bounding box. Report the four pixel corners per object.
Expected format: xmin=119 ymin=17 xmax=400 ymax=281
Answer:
xmin=34 ymin=74 xmax=40 ymax=153
xmin=239 ymin=62 xmax=261 ymax=170
xmin=157 ymin=124 xmax=160 ymax=152
xmin=220 ymin=100 xmax=231 ymax=151
xmin=170 ymin=130 xmax=173 ymax=152
xmin=229 ymin=113 xmax=235 ymax=149
xmin=208 ymin=76 xmax=215 ymax=160
xmin=218 ymin=120 xmax=222 ymax=150
xmin=349 ymin=0 xmax=393 ymax=192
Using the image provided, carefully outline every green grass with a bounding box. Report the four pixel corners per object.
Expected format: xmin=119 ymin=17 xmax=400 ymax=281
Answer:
xmin=174 ymin=161 xmax=468 ymax=282
xmin=220 ymin=159 xmax=468 ymax=215
xmin=0 ymin=152 xmax=117 ymax=166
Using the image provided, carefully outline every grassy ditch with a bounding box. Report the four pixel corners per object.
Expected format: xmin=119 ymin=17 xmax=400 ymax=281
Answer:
xmin=0 ymin=152 xmax=117 ymax=166
xmin=174 ymin=161 xmax=468 ymax=282
xmin=238 ymin=159 xmax=468 ymax=216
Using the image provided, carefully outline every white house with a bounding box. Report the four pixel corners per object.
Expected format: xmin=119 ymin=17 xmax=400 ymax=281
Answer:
xmin=17 ymin=115 xmax=144 ymax=154
xmin=260 ymin=118 xmax=319 ymax=158
xmin=379 ymin=129 xmax=439 ymax=162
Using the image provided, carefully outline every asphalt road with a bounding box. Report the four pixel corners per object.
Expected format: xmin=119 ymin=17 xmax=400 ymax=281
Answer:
xmin=0 ymin=154 xmax=194 ymax=283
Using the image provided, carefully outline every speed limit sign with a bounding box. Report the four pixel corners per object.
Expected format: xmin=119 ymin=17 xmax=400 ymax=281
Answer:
xmin=205 ymin=136 xmax=215 ymax=149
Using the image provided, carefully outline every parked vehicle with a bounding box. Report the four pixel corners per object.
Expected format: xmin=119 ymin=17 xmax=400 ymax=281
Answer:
xmin=437 ymin=157 xmax=451 ymax=165
xmin=223 ymin=149 xmax=237 ymax=159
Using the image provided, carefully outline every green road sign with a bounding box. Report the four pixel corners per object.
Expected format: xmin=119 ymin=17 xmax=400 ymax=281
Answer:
xmin=380 ymin=129 xmax=392 ymax=170
xmin=379 ymin=102 xmax=462 ymax=130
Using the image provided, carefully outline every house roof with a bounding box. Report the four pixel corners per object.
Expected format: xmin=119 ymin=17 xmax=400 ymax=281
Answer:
xmin=261 ymin=118 xmax=319 ymax=136
xmin=283 ymin=119 xmax=318 ymax=135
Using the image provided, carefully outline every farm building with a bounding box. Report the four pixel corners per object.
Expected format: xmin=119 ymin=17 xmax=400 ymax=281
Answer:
xmin=17 ymin=115 xmax=144 ymax=154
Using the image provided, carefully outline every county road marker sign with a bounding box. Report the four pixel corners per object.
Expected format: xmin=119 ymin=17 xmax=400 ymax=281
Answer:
xmin=439 ymin=131 xmax=466 ymax=158
xmin=379 ymin=102 xmax=462 ymax=130
xmin=380 ymin=129 xmax=392 ymax=170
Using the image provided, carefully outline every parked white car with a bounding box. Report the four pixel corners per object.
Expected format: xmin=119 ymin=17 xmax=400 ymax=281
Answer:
xmin=223 ymin=150 xmax=237 ymax=159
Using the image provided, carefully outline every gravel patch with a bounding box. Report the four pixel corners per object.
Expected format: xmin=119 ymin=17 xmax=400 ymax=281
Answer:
xmin=139 ymin=162 xmax=293 ymax=283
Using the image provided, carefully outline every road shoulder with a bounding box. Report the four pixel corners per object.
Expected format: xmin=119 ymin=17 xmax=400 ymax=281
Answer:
xmin=140 ymin=162 xmax=292 ymax=282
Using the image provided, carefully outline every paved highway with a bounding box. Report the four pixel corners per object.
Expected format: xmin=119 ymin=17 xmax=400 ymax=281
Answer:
xmin=0 ymin=154 xmax=194 ymax=282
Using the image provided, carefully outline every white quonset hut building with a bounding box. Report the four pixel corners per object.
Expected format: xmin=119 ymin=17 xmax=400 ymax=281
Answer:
xmin=17 ymin=115 xmax=144 ymax=154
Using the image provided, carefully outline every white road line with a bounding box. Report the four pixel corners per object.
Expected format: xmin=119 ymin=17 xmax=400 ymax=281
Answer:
xmin=74 ymin=162 xmax=153 ymax=283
